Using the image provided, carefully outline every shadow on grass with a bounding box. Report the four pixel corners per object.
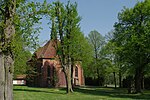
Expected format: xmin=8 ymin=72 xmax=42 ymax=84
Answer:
xmin=14 ymin=86 xmax=150 ymax=99
xmin=74 ymin=87 xmax=150 ymax=99
xmin=13 ymin=87 xmax=65 ymax=95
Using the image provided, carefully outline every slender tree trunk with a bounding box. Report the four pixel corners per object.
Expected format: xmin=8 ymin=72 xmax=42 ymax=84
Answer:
xmin=119 ymin=70 xmax=122 ymax=88
xmin=113 ymin=72 xmax=116 ymax=88
xmin=62 ymin=56 xmax=73 ymax=93
xmin=64 ymin=58 xmax=73 ymax=93
xmin=66 ymin=69 xmax=72 ymax=93
xmin=71 ymin=64 xmax=74 ymax=88
xmin=66 ymin=57 xmax=73 ymax=93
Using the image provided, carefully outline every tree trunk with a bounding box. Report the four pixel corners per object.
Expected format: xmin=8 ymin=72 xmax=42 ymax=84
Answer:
xmin=4 ymin=54 xmax=14 ymax=100
xmin=65 ymin=57 xmax=73 ymax=93
xmin=0 ymin=50 xmax=14 ymax=100
xmin=0 ymin=0 xmax=16 ymax=100
xmin=0 ymin=53 xmax=5 ymax=100
xmin=119 ymin=71 xmax=122 ymax=88
xmin=113 ymin=72 xmax=116 ymax=88
xmin=127 ymin=75 xmax=133 ymax=94
xmin=134 ymin=67 xmax=143 ymax=93
xmin=71 ymin=64 xmax=74 ymax=88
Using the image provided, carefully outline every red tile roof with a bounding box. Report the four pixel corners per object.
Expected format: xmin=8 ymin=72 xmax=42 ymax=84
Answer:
xmin=35 ymin=40 xmax=57 ymax=59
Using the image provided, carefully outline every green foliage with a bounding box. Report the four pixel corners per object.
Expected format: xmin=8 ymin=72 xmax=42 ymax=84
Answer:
xmin=112 ymin=0 xmax=150 ymax=92
xmin=86 ymin=30 xmax=106 ymax=79
xmin=48 ymin=1 xmax=93 ymax=69
xmin=48 ymin=1 xmax=90 ymax=92
xmin=26 ymin=54 xmax=40 ymax=86
xmin=14 ymin=49 xmax=31 ymax=77
xmin=12 ymin=0 xmax=50 ymax=76
xmin=2 ymin=0 xmax=51 ymax=78
xmin=15 ymin=0 xmax=50 ymax=51
xmin=87 ymin=30 xmax=105 ymax=58
xmin=112 ymin=0 xmax=150 ymax=73
xmin=14 ymin=52 xmax=31 ymax=76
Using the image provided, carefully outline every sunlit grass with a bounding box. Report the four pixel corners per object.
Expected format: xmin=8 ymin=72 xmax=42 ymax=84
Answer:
xmin=13 ymin=86 xmax=150 ymax=100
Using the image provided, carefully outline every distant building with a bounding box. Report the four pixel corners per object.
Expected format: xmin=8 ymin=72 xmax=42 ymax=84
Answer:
xmin=13 ymin=75 xmax=26 ymax=85
xmin=27 ymin=40 xmax=84 ymax=87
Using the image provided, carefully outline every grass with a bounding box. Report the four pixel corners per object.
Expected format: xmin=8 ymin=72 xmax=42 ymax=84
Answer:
xmin=13 ymin=86 xmax=150 ymax=100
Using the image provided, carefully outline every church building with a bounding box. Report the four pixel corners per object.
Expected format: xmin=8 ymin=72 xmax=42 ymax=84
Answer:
xmin=27 ymin=40 xmax=84 ymax=87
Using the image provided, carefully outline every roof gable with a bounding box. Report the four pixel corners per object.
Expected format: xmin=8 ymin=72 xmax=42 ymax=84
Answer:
xmin=35 ymin=40 xmax=56 ymax=59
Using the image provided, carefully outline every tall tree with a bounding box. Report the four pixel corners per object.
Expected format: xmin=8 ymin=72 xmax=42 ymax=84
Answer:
xmin=87 ymin=30 xmax=105 ymax=86
xmin=112 ymin=0 xmax=150 ymax=93
xmin=49 ymin=1 xmax=90 ymax=93
xmin=0 ymin=0 xmax=16 ymax=100
xmin=87 ymin=30 xmax=105 ymax=60
xmin=105 ymin=31 xmax=130 ymax=88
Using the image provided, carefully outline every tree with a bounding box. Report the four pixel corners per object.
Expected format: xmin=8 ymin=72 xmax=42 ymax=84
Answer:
xmin=86 ymin=30 xmax=105 ymax=86
xmin=0 ymin=0 xmax=48 ymax=99
xmin=105 ymin=31 xmax=131 ymax=88
xmin=13 ymin=0 xmax=49 ymax=77
xmin=53 ymin=1 xmax=74 ymax=93
xmin=15 ymin=0 xmax=50 ymax=51
xmin=112 ymin=0 xmax=150 ymax=93
xmin=0 ymin=0 xmax=16 ymax=100
xmin=14 ymin=50 xmax=31 ymax=78
xmin=97 ymin=40 xmax=120 ymax=88
xmin=48 ymin=1 xmax=92 ymax=93
xmin=87 ymin=30 xmax=105 ymax=60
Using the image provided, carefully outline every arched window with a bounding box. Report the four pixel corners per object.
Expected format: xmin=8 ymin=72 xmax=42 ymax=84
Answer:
xmin=75 ymin=66 xmax=78 ymax=77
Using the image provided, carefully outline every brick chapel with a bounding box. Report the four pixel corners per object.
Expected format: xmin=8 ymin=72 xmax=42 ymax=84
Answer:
xmin=27 ymin=40 xmax=85 ymax=87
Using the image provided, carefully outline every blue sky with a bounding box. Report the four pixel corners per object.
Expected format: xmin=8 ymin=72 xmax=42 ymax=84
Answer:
xmin=38 ymin=0 xmax=144 ymax=44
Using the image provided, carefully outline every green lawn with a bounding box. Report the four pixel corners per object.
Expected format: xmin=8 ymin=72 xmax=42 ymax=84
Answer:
xmin=13 ymin=86 xmax=150 ymax=100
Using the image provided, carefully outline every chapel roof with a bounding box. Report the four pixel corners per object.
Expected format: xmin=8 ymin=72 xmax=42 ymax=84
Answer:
xmin=35 ymin=40 xmax=57 ymax=59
